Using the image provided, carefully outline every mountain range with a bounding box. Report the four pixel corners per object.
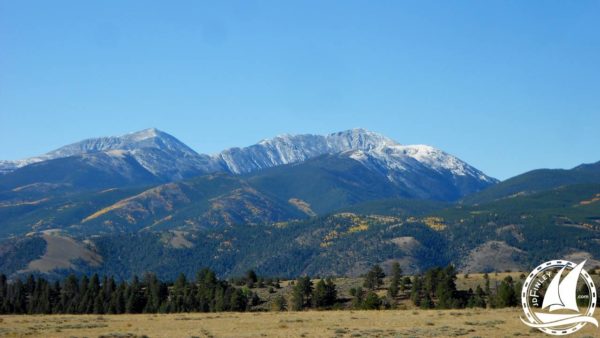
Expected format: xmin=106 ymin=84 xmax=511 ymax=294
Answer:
xmin=0 ymin=129 xmax=496 ymax=236
xmin=0 ymin=128 xmax=496 ymax=187
xmin=0 ymin=128 xmax=598 ymax=280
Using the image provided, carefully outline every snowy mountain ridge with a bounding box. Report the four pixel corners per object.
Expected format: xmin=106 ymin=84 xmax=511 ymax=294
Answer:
xmin=0 ymin=128 xmax=497 ymax=186
xmin=0 ymin=128 xmax=220 ymax=179
xmin=216 ymin=128 xmax=496 ymax=183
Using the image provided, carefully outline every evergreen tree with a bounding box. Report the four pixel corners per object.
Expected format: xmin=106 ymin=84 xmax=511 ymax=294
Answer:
xmin=420 ymin=293 xmax=433 ymax=309
xmin=126 ymin=275 xmax=144 ymax=313
xmin=77 ymin=275 xmax=89 ymax=314
xmin=324 ymin=278 xmax=337 ymax=307
xmin=230 ymin=288 xmax=248 ymax=311
xmin=93 ymin=293 xmax=105 ymax=314
xmin=196 ymin=268 xmax=217 ymax=312
xmin=495 ymin=276 xmax=518 ymax=308
xmin=290 ymin=286 xmax=304 ymax=311
xmin=102 ymin=276 xmax=116 ymax=313
xmin=362 ymin=291 xmax=381 ymax=310
xmin=271 ymin=295 xmax=287 ymax=311
xmin=245 ymin=270 xmax=258 ymax=288
xmin=290 ymin=276 xmax=312 ymax=311
xmin=388 ymin=262 xmax=402 ymax=298
xmin=12 ymin=279 xmax=27 ymax=314
xmin=86 ymin=274 xmax=101 ymax=313
xmin=171 ymin=273 xmax=188 ymax=312
xmin=312 ymin=279 xmax=327 ymax=308
xmin=411 ymin=276 xmax=423 ymax=307
xmin=363 ymin=264 xmax=385 ymax=290
xmin=467 ymin=285 xmax=486 ymax=308
xmin=483 ymin=273 xmax=491 ymax=296
xmin=143 ymin=273 xmax=163 ymax=313
xmin=350 ymin=287 xmax=365 ymax=309
xmin=0 ymin=274 xmax=6 ymax=313
xmin=109 ymin=282 xmax=127 ymax=314
xmin=49 ymin=281 xmax=61 ymax=313
xmin=401 ymin=276 xmax=411 ymax=293
xmin=61 ymin=274 xmax=79 ymax=313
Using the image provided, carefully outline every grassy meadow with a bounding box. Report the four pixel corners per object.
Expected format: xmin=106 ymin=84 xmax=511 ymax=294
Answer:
xmin=1 ymin=308 xmax=599 ymax=338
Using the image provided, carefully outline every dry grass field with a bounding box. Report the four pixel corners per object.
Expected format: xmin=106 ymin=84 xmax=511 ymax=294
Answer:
xmin=1 ymin=308 xmax=599 ymax=338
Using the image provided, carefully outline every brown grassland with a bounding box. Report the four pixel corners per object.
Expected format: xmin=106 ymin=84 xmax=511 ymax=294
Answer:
xmin=1 ymin=308 xmax=599 ymax=338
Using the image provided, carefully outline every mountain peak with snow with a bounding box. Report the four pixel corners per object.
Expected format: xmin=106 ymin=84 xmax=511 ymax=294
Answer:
xmin=124 ymin=127 xmax=163 ymax=140
xmin=0 ymin=128 xmax=497 ymax=195
xmin=214 ymin=128 xmax=496 ymax=185
xmin=0 ymin=128 xmax=217 ymax=179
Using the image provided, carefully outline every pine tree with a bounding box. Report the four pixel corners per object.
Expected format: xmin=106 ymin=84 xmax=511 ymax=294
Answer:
xmin=245 ymin=270 xmax=258 ymax=288
xmin=350 ymin=287 xmax=364 ymax=309
xmin=85 ymin=274 xmax=101 ymax=313
xmin=290 ymin=276 xmax=312 ymax=311
xmin=271 ymin=295 xmax=287 ymax=311
xmin=495 ymin=276 xmax=517 ymax=307
xmin=472 ymin=285 xmax=487 ymax=308
xmin=26 ymin=275 xmax=36 ymax=314
xmin=420 ymin=293 xmax=433 ymax=309
xmin=290 ymin=286 xmax=304 ymax=311
xmin=312 ymin=280 xmax=328 ymax=308
xmin=230 ymin=288 xmax=248 ymax=311
xmin=143 ymin=273 xmax=162 ymax=313
xmin=12 ymin=279 xmax=27 ymax=314
xmin=362 ymin=291 xmax=381 ymax=310
xmin=483 ymin=273 xmax=491 ymax=296
xmin=62 ymin=274 xmax=79 ymax=313
xmin=77 ymin=275 xmax=89 ymax=314
xmin=324 ymin=278 xmax=337 ymax=307
xmin=363 ymin=264 xmax=385 ymax=290
xmin=93 ymin=293 xmax=105 ymax=314
xmin=401 ymin=276 xmax=411 ymax=293
xmin=102 ymin=276 xmax=116 ymax=312
xmin=388 ymin=262 xmax=402 ymax=298
xmin=126 ymin=275 xmax=144 ymax=313
xmin=411 ymin=276 xmax=423 ymax=307
xmin=49 ymin=281 xmax=61 ymax=313
xmin=0 ymin=274 xmax=6 ymax=313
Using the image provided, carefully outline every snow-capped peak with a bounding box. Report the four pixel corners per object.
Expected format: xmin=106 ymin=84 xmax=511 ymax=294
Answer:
xmin=0 ymin=128 xmax=497 ymax=187
xmin=0 ymin=128 xmax=216 ymax=179
xmin=123 ymin=127 xmax=162 ymax=141
xmin=325 ymin=128 xmax=398 ymax=152
xmin=346 ymin=143 xmax=495 ymax=182
xmin=213 ymin=128 xmax=496 ymax=183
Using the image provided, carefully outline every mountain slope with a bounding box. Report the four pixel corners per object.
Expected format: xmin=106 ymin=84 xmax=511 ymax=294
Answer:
xmin=0 ymin=150 xmax=491 ymax=239
xmin=0 ymin=128 xmax=500 ymax=241
xmin=0 ymin=152 xmax=159 ymax=193
xmin=462 ymin=161 xmax=600 ymax=205
xmin=5 ymin=182 xmax=599 ymax=279
xmin=0 ymin=174 xmax=306 ymax=238
xmin=247 ymin=150 xmax=493 ymax=214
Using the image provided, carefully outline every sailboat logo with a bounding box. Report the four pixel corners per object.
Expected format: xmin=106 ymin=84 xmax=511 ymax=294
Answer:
xmin=521 ymin=260 xmax=598 ymax=335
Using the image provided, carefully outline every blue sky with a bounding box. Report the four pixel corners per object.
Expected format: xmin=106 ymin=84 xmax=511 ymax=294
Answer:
xmin=1 ymin=1 xmax=598 ymax=180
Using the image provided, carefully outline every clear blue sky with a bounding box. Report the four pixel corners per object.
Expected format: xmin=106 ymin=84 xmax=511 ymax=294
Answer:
xmin=1 ymin=1 xmax=599 ymax=180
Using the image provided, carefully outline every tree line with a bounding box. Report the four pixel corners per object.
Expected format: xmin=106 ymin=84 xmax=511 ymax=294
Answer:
xmin=0 ymin=263 xmax=525 ymax=314
xmin=0 ymin=268 xmax=259 ymax=314
xmin=347 ymin=263 xmax=522 ymax=310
